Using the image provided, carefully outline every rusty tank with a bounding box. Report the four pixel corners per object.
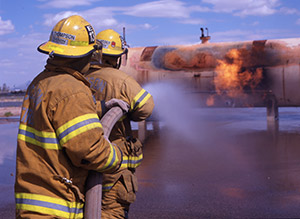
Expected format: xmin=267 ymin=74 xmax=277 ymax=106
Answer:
xmin=120 ymin=37 xmax=300 ymax=118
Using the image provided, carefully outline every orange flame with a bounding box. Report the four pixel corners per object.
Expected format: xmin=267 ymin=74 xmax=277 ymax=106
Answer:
xmin=207 ymin=49 xmax=263 ymax=106
xmin=206 ymin=95 xmax=215 ymax=106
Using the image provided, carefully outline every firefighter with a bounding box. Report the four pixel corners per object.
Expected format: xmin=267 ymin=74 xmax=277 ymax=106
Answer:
xmin=85 ymin=29 xmax=155 ymax=218
xmin=14 ymin=16 xmax=125 ymax=219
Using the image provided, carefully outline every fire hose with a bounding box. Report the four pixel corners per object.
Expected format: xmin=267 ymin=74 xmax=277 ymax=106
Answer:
xmin=84 ymin=106 xmax=125 ymax=219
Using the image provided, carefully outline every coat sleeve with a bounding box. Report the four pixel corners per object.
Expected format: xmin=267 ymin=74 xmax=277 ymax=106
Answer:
xmin=51 ymin=91 xmax=122 ymax=174
xmin=121 ymin=76 xmax=155 ymax=121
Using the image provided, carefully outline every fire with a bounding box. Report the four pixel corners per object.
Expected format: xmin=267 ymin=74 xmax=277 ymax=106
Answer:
xmin=207 ymin=49 xmax=263 ymax=106
xmin=206 ymin=95 xmax=215 ymax=106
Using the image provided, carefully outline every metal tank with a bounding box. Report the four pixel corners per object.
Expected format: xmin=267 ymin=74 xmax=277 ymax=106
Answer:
xmin=120 ymin=37 xmax=300 ymax=119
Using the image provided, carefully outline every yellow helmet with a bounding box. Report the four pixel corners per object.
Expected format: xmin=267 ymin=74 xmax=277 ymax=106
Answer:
xmin=38 ymin=15 xmax=97 ymax=58
xmin=96 ymin=29 xmax=126 ymax=56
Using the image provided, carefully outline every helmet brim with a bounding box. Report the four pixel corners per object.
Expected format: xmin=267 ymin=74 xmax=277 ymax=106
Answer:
xmin=102 ymin=48 xmax=127 ymax=56
xmin=38 ymin=41 xmax=96 ymax=58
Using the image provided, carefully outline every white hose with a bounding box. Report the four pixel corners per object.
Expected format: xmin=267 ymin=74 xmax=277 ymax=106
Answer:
xmin=84 ymin=106 xmax=125 ymax=219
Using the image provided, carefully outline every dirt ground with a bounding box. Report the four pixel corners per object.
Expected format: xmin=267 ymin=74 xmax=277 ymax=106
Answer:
xmin=0 ymin=107 xmax=21 ymax=117
xmin=0 ymin=94 xmax=23 ymax=118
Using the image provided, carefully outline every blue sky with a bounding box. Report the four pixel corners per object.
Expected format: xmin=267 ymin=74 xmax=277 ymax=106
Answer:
xmin=1 ymin=0 xmax=300 ymax=88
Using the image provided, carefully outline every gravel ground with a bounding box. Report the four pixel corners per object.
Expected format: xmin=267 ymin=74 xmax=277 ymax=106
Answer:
xmin=0 ymin=107 xmax=21 ymax=118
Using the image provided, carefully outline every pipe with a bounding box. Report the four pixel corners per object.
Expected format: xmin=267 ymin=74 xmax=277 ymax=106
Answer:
xmin=84 ymin=106 xmax=125 ymax=219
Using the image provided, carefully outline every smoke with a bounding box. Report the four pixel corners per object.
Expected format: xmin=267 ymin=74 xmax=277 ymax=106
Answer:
xmin=144 ymin=81 xmax=223 ymax=145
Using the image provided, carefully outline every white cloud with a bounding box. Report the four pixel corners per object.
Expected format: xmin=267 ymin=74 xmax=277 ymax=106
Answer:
xmin=0 ymin=32 xmax=46 ymax=50
xmin=43 ymin=11 xmax=79 ymax=27
xmin=235 ymin=4 xmax=276 ymax=16
xmin=211 ymin=28 xmax=294 ymax=43
xmin=202 ymin=0 xmax=279 ymax=16
xmin=123 ymin=0 xmax=190 ymax=18
xmin=81 ymin=7 xmax=118 ymax=29
xmin=0 ymin=17 xmax=15 ymax=35
xmin=141 ymin=23 xmax=154 ymax=30
xmin=42 ymin=7 xmax=119 ymax=31
xmin=0 ymin=32 xmax=48 ymax=87
xmin=279 ymin=7 xmax=300 ymax=15
xmin=189 ymin=5 xmax=211 ymax=13
xmin=179 ymin=18 xmax=205 ymax=25
xmin=39 ymin=0 xmax=101 ymax=9
xmin=210 ymin=29 xmax=275 ymax=42
xmin=0 ymin=59 xmax=14 ymax=67
xmin=40 ymin=1 xmax=207 ymax=34
xmin=211 ymin=29 xmax=252 ymax=42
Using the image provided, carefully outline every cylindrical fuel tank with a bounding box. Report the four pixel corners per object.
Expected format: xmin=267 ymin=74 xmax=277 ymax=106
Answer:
xmin=120 ymin=38 xmax=300 ymax=107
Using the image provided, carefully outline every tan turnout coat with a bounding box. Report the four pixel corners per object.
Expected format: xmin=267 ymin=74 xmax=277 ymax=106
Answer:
xmin=85 ymin=66 xmax=154 ymax=196
xmin=15 ymin=63 xmax=122 ymax=219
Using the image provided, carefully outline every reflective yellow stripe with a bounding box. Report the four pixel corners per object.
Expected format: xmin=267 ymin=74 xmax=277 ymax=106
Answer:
xmin=120 ymin=153 xmax=143 ymax=169
xmin=119 ymin=115 xmax=126 ymax=122
xmin=57 ymin=114 xmax=102 ymax=145
xmin=102 ymin=183 xmax=114 ymax=192
xmin=47 ymin=45 xmax=64 ymax=52
xmin=97 ymin=143 xmax=119 ymax=171
xmin=135 ymin=93 xmax=151 ymax=110
xmin=15 ymin=193 xmax=83 ymax=218
xmin=131 ymin=89 xmax=144 ymax=110
xmin=70 ymin=41 xmax=89 ymax=46
xmin=57 ymin=114 xmax=101 ymax=136
xmin=131 ymin=89 xmax=151 ymax=111
xmin=18 ymin=124 xmax=61 ymax=150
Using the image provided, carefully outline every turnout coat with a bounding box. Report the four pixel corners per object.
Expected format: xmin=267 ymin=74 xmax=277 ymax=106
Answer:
xmin=15 ymin=63 xmax=122 ymax=219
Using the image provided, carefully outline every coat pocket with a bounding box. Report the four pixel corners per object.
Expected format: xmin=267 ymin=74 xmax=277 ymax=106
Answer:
xmin=116 ymin=173 xmax=137 ymax=204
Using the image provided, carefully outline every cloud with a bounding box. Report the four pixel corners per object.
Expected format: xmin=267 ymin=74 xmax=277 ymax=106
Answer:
xmin=0 ymin=59 xmax=14 ymax=67
xmin=42 ymin=7 xmax=119 ymax=31
xmin=39 ymin=0 xmax=101 ymax=9
xmin=141 ymin=23 xmax=154 ymax=30
xmin=202 ymin=0 xmax=279 ymax=16
xmin=179 ymin=18 xmax=205 ymax=25
xmin=234 ymin=4 xmax=276 ymax=16
xmin=0 ymin=17 xmax=15 ymax=35
xmin=41 ymin=1 xmax=207 ymax=33
xmin=0 ymin=32 xmax=48 ymax=87
xmin=81 ymin=7 xmax=119 ymax=29
xmin=208 ymin=29 xmax=251 ymax=42
xmin=279 ymin=7 xmax=300 ymax=15
xmin=211 ymin=28 xmax=294 ymax=43
xmin=43 ymin=11 xmax=79 ymax=27
xmin=189 ymin=5 xmax=212 ymax=13
xmin=42 ymin=7 xmax=158 ymax=33
xmin=210 ymin=29 xmax=279 ymax=42
xmin=123 ymin=0 xmax=190 ymax=18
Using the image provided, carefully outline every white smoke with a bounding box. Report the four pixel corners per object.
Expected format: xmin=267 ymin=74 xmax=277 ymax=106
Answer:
xmin=144 ymin=81 xmax=220 ymax=145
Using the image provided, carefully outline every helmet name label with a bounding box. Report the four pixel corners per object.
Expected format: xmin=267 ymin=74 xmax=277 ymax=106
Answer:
xmin=99 ymin=39 xmax=110 ymax=49
xmin=85 ymin=25 xmax=95 ymax=44
xmin=52 ymin=31 xmax=76 ymax=40
xmin=50 ymin=31 xmax=76 ymax=45
xmin=51 ymin=36 xmax=68 ymax=45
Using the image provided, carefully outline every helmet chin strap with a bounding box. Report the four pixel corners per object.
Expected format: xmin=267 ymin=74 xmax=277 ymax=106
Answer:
xmin=116 ymin=57 xmax=122 ymax=69
xmin=101 ymin=47 xmax=128 ymax=69
xmin=102 ymin=55 xmax=119 ymax=69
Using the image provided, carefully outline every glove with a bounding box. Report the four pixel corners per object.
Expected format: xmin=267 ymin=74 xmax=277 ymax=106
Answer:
xmin=105 ymin=98 xmax=129 ymax=113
